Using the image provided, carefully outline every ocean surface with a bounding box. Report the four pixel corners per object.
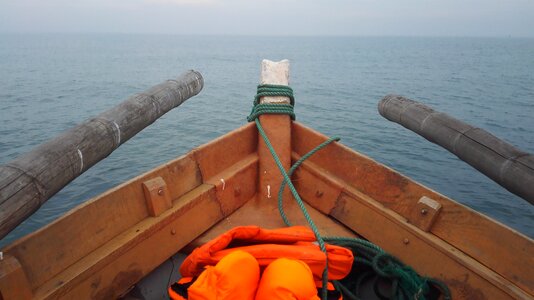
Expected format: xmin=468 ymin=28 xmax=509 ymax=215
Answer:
xmin=0 ymin=34 xmax=533 ymax=248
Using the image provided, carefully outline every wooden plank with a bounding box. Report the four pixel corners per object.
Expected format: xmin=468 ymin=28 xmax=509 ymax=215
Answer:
xmin=205 ymin=154 xmax=258 ymax=216
xmin=292 ymin=121 xmax=534 ymax=295
xmin=3 ymin=153 xmax=201 ymax=291
xmin=332 ymin=189 xmax=531 ymax=299
xmin=291 ymin=153 xmax=344 ymax=215
xmin=0 ymin=71 xmax=204 ymax=239
xmin=193 ymin=123 xmax=257 ymax=181
xmin=0 ymin=255 xmax=32 ymax=300
xmin=33 ymin=184 xmax=222 ymax=299
xmin=291 ymin=154 xmax=528 ymax=297
xmin=258 ymin=116 xmax=291 ymax=201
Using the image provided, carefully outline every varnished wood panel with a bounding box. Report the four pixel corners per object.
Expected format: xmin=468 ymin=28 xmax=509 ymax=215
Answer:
xmin=291 ymin=153 xmax=344 ymax=215
xmin=292 ymin=121 xmax=534 ymax=296
xmin=205 ymin=154 xmax=258 ymax=216
xmin=331 ymin=189 xmax=530 ymax=299
xmin=258 ymin=115 xmax=292 ymax=202
xmin=3 ymin=153 xmax=201 ymax=291
xmin=34 ymin=184 xmax=221 ymax=299
xmin=193 ymin=123 xmax=257 ymax=181
xmin=0 ymin=255 xmax=32 ymax=300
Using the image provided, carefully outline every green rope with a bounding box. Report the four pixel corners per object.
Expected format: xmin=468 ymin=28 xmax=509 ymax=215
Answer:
xmin=278 ymin=136 xmax=341 ymax=227
xmin=248 ymin=84 xmax=451 ymax=300
xmin=247 ymin=103 xmax=295 ymax=122
xmin=247 ymin=84 xmax=295 ymax=122
xmin=248 ymin=84 xmax=329 ymax=299
xmin=254 ymin=119 xmax=331 ymax=300
xmin=254 ymin=84 xmax=295 ymax=106
xmin=323 ymin=237 xmax=452 ymax=300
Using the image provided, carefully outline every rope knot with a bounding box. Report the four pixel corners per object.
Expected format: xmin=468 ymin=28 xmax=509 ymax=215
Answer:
xmin=247 ymin=84 xmax=295 ymax=121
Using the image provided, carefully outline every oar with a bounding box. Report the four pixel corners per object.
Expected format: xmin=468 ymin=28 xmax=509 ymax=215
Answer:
xmin=0 ymin=70 xmax=204 ymax=239
xmin=378 ymin=94 xmax=534 ymax=205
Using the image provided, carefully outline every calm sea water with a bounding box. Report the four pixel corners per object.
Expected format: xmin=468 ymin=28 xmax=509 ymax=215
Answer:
xmin=1 ymin=34 xmax=533 ymax=247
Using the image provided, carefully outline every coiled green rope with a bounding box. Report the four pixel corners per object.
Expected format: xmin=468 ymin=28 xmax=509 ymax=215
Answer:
xmin=247 ymin=84 xmax=295 ymax=122
xmin=324 ymin=237 xmax=451 ymax=300
xmin=248 ymin=84 xmax=451 ymax=300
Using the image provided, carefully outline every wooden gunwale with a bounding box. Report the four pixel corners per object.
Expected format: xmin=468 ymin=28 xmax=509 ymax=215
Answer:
xmin=1 ymin=123 xmax=258 ymax=299
xmin=291 ymin=121 xmax=533 ymax=298
xmin=294 ymin=160 xmax=530 ymax=298
xmin=0 ymin=120 xmax=532 ymax=299
xmin=3 ymin=152 xmax=201 ymax=290
xmin=35 ymin=183 xmax=220 ymax=299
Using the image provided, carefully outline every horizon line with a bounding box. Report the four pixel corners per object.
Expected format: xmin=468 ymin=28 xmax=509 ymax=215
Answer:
xmin=1 ymin=31 xmax=533 ymax=39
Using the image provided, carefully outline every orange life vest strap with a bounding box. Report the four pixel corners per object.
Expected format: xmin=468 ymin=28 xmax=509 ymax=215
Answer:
xmin=168 ymin=277 xmax=194 ymax=300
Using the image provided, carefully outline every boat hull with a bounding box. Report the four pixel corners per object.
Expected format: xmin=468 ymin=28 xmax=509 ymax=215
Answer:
xmin=1 ymin=122 xmax=532 ymax=299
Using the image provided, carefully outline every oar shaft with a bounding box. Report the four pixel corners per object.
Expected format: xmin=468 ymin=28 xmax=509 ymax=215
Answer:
xmin=0 ymin=70 xmax=204 ymax=239
xmin=378 ymin=94 xmax=534 ymax=205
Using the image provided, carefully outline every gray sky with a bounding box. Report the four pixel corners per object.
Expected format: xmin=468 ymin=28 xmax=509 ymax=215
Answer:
xmin=1 ymin=0 xmax=534 ymax=37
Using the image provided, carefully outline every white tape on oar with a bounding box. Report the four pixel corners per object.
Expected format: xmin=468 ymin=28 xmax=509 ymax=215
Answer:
xmin=77 ymin=149 xmax=84 ymax=173
xmin=112 ymin=121 xmax=121 ymax=145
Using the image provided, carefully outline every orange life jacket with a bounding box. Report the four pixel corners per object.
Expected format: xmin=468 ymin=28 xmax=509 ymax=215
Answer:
xmin=179 ymin=226 xmax=354 ymax=281
xmin=255 ymin=256 xmax=320 ymax=300
xmin=169 ymin=250 xmax=342 ymax=300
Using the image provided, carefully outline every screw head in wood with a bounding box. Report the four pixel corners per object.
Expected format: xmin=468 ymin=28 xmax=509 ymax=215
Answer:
xmin=171 ymin=229 xmax=176 ymax=235
xmin=421 ymin=208 xmax=428 ymax=215
xmin=403 ymin=238 xmax=410 ymax=245
xmin=234 ymin=187 xmax=241 ymax=197
xmin=158 ymin=188 xmax=164 ymax=195
xmin=315 ymin=191 xmax=324 ymax=198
